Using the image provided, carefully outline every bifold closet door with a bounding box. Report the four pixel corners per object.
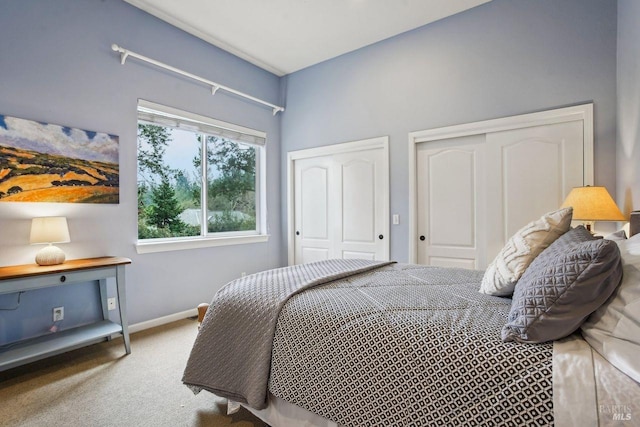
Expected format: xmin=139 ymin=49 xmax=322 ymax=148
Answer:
xmin=293 ymin=148 xmax=388 ymax=265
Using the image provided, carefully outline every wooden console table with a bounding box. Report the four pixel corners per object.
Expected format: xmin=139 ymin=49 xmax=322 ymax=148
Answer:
xmin=0 ymin=257 xmax=131 ymax=371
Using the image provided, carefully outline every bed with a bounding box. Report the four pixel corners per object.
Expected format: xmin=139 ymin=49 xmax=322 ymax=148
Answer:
xmin=183 ymin=209 xmax=640 ymax=426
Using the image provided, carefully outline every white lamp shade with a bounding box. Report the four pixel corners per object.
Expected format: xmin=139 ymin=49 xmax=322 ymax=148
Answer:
xmin=30 ymin=217 xmax=71 ymax=244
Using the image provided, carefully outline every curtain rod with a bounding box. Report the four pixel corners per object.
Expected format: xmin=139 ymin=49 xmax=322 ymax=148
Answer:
xmin=111 ymin=44 xmax=285 ymax=116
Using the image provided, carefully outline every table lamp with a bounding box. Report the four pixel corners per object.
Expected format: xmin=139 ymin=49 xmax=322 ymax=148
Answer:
xmin=560 ymin=186 xmax=626 ymax=232
xmin=30 ymin=217 xmax=71 ymax=265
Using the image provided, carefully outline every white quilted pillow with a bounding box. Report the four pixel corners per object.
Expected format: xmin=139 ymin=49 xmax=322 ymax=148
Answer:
xmin=479 ymin=207 xmax=573 ymax=296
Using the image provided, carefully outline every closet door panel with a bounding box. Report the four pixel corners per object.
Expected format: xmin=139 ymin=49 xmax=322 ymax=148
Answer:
xmin=301 ymin=166 xmax=329 ymax=239
xmin=294 ymin=156 xmax=333 ymax=264
xmin=341 ymin=158 xmax=375 ymax=243
xmin=335 ymin=148 xmax=388 ymax=261
xmin=486 ymin=120 xmax=584 ymax=255
xmin=416 ymin=135 xmax=486 ymax=269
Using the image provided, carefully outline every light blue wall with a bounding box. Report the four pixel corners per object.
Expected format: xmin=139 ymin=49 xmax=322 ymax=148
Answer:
xmin=0 ymin=0 xmax=283 ymax=342
xmin=617 ymin=0 xmax=640 ymax=213
xmin=281 ymin=0 xmax=618 ymax=262
xmin=0 ymin=0 xmax=625 ymax=344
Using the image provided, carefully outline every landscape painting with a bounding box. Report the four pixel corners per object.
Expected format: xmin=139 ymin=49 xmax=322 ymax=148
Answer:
xmin=0 ymin=114 xmax=119 ymax=203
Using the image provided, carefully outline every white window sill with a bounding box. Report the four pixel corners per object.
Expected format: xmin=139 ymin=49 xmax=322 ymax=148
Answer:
xmin=135 ymin=234 xmax=269 ymax=254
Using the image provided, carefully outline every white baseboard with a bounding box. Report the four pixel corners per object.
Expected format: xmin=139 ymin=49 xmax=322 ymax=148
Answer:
xmin=128 ymin=308 xmax=198 ymax=334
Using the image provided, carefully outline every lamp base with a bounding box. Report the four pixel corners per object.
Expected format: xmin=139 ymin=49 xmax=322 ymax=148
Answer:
xmin=582 ymin=221 xmax=595 ymax=235
xmin=35 ymin=245 xmax=66 ymax=266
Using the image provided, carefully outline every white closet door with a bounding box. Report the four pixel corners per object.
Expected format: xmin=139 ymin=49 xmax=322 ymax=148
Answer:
xmin=484 ymin=120 xmax=584 ymax=258
xmin=416 ymin=135 xmax=487 ymax=269
xmin=416 ymin=120 xmax=585 ymax=270
xmin=334 ymin=149 xmax=388 ymax=261
xmin=293 ymin=144 xmax=389 ymax=265
xmin=294 ymin=156 xmax=334 ymax=264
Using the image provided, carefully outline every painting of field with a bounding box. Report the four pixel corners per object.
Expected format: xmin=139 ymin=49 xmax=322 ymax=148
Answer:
xmin=0 ymin=115 xmax=119 ymax=203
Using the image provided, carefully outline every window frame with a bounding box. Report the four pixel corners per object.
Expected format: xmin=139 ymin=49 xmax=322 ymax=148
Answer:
xmin=135 ymin=100 xmax=268 ymax=254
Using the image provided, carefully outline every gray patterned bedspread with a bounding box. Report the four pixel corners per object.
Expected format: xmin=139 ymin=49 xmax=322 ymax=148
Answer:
xmin=184 ymin=260 xmax=554 ymax=426
xmin=269 ymin=263 xmax=554 ymax=426
xmin=182 ymin=259 xmax=393 ymax=409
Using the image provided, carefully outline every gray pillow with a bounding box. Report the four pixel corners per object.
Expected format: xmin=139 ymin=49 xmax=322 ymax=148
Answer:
xmin=502 ymin=226 xmax=622 ymax=343
xmin=604 ymin=229 xmax=627 ymax=241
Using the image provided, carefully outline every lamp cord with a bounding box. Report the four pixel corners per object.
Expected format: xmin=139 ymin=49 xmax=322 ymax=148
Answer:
xmin=0 ymin=291 xmax=24 ymax=310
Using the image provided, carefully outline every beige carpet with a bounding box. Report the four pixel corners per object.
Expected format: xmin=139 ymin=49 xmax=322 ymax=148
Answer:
xmin=0 ymin=318 xmax=268 ymax=427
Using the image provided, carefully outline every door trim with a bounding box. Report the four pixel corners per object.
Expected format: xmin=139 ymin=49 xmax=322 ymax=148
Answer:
xmin=407 ymin=103 xmax=594 ymax=264
xmin=287 ymin=136 xmax=390 ymax=265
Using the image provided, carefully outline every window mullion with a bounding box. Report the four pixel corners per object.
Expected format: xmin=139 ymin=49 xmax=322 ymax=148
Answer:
xmin=255 ymin=147 xmax=261 ymax=234
xmin=201 ymin=133 xmax=207 ymax=237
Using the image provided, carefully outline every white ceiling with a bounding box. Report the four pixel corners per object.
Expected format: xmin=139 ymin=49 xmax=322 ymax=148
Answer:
xmin=124 ymin=0 xmax=491 ymax=76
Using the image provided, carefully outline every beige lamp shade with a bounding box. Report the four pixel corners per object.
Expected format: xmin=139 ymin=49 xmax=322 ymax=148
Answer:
xmin=560 ymin=186 xmax=626 ymax=221
xmin=30 ymin=217 xmax=71 ymax=244
xmin=30 ymin=217 xmax=70 ymax=266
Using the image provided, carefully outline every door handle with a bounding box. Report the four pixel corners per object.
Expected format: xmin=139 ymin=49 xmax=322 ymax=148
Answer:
xmin=378 ymin=234 xmax=383 ymax=240
xmin=419 ymin=235 xmax=426 ymax=241
xmin=296 ymin=231 xmax=300 ymax=236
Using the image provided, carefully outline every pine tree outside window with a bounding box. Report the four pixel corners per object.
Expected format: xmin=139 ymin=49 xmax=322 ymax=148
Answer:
xmin=135 ymin=100 xmax=267 ymax=254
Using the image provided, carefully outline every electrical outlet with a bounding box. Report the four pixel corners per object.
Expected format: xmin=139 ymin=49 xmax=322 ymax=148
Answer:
xmin=53 ymin=306 xmax=64 ymax=322
xmin=107 ymin=297 xmax=117 ymax=311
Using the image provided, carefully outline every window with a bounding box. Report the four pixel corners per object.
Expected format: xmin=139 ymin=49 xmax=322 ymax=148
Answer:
xmin=135 ymin=100 xmax=267 ymax=253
